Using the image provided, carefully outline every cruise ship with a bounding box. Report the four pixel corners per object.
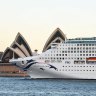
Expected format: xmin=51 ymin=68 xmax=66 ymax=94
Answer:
xmin=10 ymin=29 xmax=96 ymax=79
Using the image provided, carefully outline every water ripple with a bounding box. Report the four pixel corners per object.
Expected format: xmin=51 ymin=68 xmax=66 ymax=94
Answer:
xmin=0 ymin=77 xmax=96 ymax=96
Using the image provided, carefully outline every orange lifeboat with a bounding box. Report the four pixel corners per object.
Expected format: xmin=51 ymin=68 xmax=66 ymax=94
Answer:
xmin=86 ymin=57 xmax=96 ymax=61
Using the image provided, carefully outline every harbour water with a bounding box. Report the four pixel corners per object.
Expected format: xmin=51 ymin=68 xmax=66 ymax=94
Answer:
xmin=0 ymin=77 xmax=96 ymax=96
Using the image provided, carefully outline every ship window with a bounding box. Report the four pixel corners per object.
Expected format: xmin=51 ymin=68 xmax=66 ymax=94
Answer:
xmin=80 ymin=58 xmax=82 ymax=60
xmin=83 ymin=51 xmax=85 ymax=53
xmin=86 ymin=51 xmax=88 ymax=53
xmin=68 ymin=48 xmax=70 ymax=50
xmin=74 ymin=51 xmax=76 ymax=53
xmin=68 ymin=51 xmax=70 ymax=53
xmin=62 ymin=54 xmax=64 ymax=56
xmin=71 ymin=51 xmax=73 ymax=53
xmin=92 ymin=51 xmax=94 ymax=53
xmin=74 ymin=48 xmax=76 ymax=50
xmin=92 ymin=54 xmax=94 ymax=56
xmin=83 ymin=47 xmax=85 ymax=50
xmin=77 ymin=51 xmax=79 ymax=53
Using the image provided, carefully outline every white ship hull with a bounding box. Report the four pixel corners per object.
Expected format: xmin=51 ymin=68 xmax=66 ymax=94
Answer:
xmin=28 ymin=72 xmax=96 ymax=79
xmin=10 ymin=57 xmax=96 ymax=79
xmin=26 ymin=63 xmax=96 ymax=79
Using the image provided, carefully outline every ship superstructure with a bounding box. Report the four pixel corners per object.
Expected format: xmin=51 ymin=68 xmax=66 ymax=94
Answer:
xmin=41 ymin=37 xmax=96 ymax=65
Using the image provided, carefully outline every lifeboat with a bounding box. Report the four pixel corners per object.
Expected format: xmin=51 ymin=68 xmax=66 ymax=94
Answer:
xmin=86 ymin=57 xmax=96 ymax=61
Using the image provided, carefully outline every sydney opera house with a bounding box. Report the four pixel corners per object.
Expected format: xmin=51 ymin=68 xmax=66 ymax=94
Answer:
xmin=1 ymin=33 xmax=32 ymax=63
xmin=0 ymin=28 xmax=66 ymax=76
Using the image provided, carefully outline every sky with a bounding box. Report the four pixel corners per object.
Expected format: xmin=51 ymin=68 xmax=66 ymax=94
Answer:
xmin=0 ymin=0 xmax=96 ymax=52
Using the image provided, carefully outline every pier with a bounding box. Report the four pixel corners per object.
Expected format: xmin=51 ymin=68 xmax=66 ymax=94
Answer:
xmin=0 ymin=63 xmax=29 ymax=77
